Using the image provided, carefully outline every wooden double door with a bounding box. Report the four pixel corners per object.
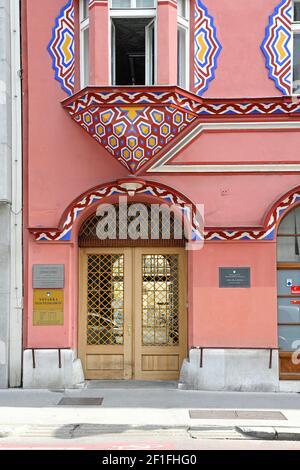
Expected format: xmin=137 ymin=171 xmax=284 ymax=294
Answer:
xmin=78 ymin=247 xmax=187 ymax=380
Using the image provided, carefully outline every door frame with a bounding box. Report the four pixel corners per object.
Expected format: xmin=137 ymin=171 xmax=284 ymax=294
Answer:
xmin=133 ymin=247 xmax=188 ymax=380
xmin=78 ymin=246 xmax=188 ymax=380
xmin=78 ymin=247 xmax=133 ymax=380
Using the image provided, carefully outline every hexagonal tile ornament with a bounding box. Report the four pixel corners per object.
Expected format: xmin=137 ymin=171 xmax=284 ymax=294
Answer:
xmin=62 ymin=87 xmax=198 ymax=173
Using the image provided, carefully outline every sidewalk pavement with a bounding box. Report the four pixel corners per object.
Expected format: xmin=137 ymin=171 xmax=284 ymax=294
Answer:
xmin=0 ymin=381 xmax=300 ymax=442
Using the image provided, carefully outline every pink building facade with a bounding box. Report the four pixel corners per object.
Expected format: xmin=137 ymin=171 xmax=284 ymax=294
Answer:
xmin=22 ymin=0 xmax=300 ymax=390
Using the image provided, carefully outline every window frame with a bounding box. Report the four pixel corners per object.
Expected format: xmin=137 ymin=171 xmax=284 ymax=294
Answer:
xmin=177 ymin=0 xmax=190 ymax=90
xmin=292 ymin=0 xmax=300 ymax=94
xmin=80 ymin=0 xmax=90 ymax=88
xmin=109 ymin=2 xmax=157 ymax=86
xmin=110 ymin=0 xmax=157 ymax=10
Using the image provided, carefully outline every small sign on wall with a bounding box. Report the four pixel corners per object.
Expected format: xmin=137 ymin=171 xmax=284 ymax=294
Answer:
xmin=33 ymin=289 xmax=64 ymax=326
xmin=219 ymin=267 xmax=251 ymax=288
xmin=33 ymin=264 xmax=64 ymax=289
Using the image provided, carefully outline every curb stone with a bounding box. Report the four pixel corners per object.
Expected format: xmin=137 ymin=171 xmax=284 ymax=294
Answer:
xmin=237 ymin=426 xmax=300 ymax=441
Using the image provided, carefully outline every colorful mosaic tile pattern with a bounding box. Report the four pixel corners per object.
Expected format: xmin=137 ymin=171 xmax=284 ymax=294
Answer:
xmin=194 ymin=0 xmax=222 ymax=96
xmin=261 ymin=0 xmax=292 ymax=95
xmin=32 ymin=180 xmax=202 ymax=242
xmin=48 ymin=0 xmax=75 ymax=96
xmin=63 ymin=88 xmax=300 ymax=174
xmin=73 ymin=104 xmax=196 ymax=172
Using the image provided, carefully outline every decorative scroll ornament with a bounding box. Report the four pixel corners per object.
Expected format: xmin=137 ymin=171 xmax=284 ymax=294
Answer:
xmin=261 ymin=0 xmax=292 ymax=95
xmin=194 ymin=0 xmax=222 ymax=96
xmin=48 ymin=0 xmax=75 ymax=96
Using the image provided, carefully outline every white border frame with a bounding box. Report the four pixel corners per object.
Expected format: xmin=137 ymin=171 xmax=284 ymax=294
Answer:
xmin=147 ymin=121 xmax=300 ymax=173
xmin=109 ymin=2 xmax=157 ymax=85
xmin=110 ymin=0 xmax=157 ymax=11
xmin=177 ymin=0 xmax=190 ymax=90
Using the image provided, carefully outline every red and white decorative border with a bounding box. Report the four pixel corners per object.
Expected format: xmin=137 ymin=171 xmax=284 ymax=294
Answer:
xmin=29 ymin=181 xmax=300 ymax=243
xmin=30 ymin=179 xmax=202 ymax=242
xmin=206 ymin=188 xmax=300 ymax=241
xmin=63 ymin=87 xmax=300 ymax=118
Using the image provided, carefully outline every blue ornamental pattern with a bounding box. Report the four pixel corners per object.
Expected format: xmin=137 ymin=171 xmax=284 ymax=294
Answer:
xmin=48 ymin=0 xmax=75 ymax=96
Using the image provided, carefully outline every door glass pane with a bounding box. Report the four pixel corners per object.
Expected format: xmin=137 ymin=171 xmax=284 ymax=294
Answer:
xmin=277 ymin=270 xmax=300 ymax=295
xmin=293 ymin=33 xmax=300 ymax=93
xmin=278 ymin=325 xmax=300 ymax=351
xmin=142 ymin=254 xmax=179 ymax=346
xmin=278 ymin=298 xmax=300 ymax=322
xmin=294 ymin=1 xmax=300 ymax=21
xmin=87 ymin=254 xmax=124 ymax=345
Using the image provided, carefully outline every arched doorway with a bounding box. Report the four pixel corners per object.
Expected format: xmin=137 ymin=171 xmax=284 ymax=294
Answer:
xmin=277 ymin=205 xmax=300 ymax=380
xmin=78 ymin=203 xmax=187 ymax=380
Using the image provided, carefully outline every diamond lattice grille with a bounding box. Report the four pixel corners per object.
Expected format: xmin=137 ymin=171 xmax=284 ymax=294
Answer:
xmin=79 ymin=204 xmax=185 ymax=247
xmin=87 ymin=254 xmax=124 ymax=345
xmin=142 ymin=254 xmax=179 ymax=346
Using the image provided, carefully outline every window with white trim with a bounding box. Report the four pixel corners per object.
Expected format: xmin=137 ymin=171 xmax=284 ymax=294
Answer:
xmin=177 ymin=0 xmax=189 ymax=89
xmin=293 ymin=0 xmax=300 ymax=93
xmin=111 ymin=0 xmax=156 ymax=8
xmin=80 ymin=0 xmax=90 ymax=88
xmin=110 ymin=0 xmax=156 ymax=85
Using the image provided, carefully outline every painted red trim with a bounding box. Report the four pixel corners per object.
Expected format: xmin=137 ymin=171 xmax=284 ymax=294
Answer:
xmin=147 ymin=125 xmax=300 ymax=172
xmin=61 ymin=85 xmax=299 ymax=107
xmin=28 ymin=178 xmax=199 ymax=234
xmin=27 ymin=181 xmax=300 ymax=241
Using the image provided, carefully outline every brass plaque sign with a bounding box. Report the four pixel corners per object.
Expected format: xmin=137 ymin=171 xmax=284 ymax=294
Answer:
xmin=33 ymin=289 xmax=64 ymax=326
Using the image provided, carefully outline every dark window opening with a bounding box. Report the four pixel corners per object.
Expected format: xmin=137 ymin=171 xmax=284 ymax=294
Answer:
xmin=112 ymin=18 xmax=154 ymax=86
